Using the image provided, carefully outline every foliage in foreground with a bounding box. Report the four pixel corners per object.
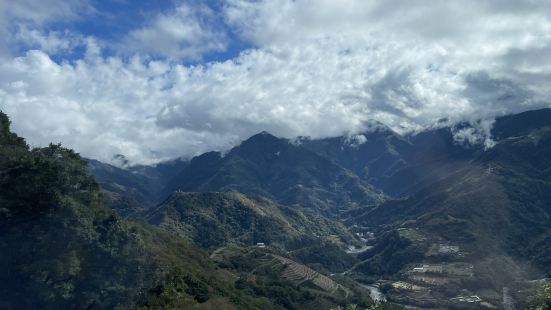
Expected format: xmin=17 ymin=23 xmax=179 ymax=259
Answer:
xmin=529 ymin=283 xmax=551 ymax=310
xmin=0 ymin=111 xmax=279 ymax=309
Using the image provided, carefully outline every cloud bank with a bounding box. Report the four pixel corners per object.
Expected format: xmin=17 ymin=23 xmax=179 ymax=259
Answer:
xmin=0 ymin=0 xmax=550 ymax=164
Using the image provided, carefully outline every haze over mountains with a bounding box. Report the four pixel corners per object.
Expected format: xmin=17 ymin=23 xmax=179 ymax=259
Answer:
xmin=1 ymin=110 xmax=377 ymax=309
xmin=1 ymin=108 xmax=551 ymax=308
xmin=76 ymin=108 xmax=551 ymax=309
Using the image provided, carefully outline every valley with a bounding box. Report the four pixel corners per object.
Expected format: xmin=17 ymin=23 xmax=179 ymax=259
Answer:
xmin=3 ymin=0 xmax=551 ymax=308
xmin=1 ymin=108 xmax=551 ymax=309
xmin=85 ymin=108 xmax=551 ymax=309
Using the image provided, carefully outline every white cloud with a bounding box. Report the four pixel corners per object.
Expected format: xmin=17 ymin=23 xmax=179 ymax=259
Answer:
xmin=0 ymin=0 xmax=86 ymax=25
xmin=452 ymin=119 xmax=496 ymax=149
xmin=121 ymin=3 xmax=228 ymax=60
xmin=345 ymin=134 xmax=368 ymax=148
xmin=0 ymin=0 xmax=89 ymax=58
xmin=1 ymin=0 xmax=551 ymax=165
xmin=13 ymin=26 xmax=83 ymax=54
xmin=0 ymin=47 xmax=240 ymax=164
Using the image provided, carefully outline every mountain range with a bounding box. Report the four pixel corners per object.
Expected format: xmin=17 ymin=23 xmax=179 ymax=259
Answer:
xmin=2 ymin=108 xmax=550 ymax=309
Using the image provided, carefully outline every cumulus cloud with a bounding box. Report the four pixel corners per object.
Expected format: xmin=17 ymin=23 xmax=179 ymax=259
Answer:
xmin=0 ymin=0 xmax=86 ymax=25
xmin=121 ymin=3 xmax=228 ymax=60
xmin=13 ymin=26 xmax=84 ymax=54
xmin=0 ymin=48 xmax=237 ymax=164
xmin=0 ymin=0 xmax=88 ymax=57
xmin=1 ymin=0 xmax=551 ymax=165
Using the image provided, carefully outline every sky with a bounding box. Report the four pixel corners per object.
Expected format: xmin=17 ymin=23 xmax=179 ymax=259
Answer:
xmin=0 ymin=0 xmax=550 ymax=165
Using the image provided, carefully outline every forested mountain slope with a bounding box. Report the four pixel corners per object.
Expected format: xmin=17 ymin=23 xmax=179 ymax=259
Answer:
xmin=0 ymin=111 xmax=286 ymax=309
xmin=163 ymin=132 xmax=384 ymax=216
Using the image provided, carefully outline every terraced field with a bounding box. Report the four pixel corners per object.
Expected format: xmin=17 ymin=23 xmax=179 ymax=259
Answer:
xmin=410 ymin=274 xmax=450 ymax=285
xmin=275 ymin=255 xmax=339 ymax=292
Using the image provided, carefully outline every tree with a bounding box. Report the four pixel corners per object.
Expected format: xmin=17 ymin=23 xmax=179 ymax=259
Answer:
xmin=530 ymin=283 xmax=551 ymax=310
xmin=0 ymin=111 xmax=26 ymax=147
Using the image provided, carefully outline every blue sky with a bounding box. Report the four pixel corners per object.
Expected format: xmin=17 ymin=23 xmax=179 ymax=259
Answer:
xmin=9 ymin=0 xmax=251 ymax=64
xmin=0 ymin=0 xmax=550 ymax=164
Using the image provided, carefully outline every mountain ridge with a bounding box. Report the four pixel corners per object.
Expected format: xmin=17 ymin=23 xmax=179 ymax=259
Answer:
xmin=81 ymin=108 xmax=551 ymax=309
xmin=161 ymin=131 xmax=385 ymax=216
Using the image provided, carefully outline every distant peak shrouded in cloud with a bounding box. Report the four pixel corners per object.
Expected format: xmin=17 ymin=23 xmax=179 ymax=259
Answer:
xmin=0 ymin=0 xmax=550 ymax=165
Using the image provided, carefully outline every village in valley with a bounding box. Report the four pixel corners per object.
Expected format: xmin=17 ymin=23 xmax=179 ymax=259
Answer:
xmin=335 ymin=225 xmax=530 ymax=309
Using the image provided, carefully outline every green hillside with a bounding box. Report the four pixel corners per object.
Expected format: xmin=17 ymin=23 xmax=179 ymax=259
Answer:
xmin=5 ymin=107 xmax=551 ymax=309
xmin=146 ymin=192 xmax=359 ymax=272
xmin=0 ymin=111 xmax=283 ymax=309
xmin=342 ymin=110 xmax=551 ymax=308
xmin=87 ymin=158 xmax=188 ymax=217
xmin=163 ymin=132 xmax=384 ymax=216
xmin=210 ymin=245 xmax=376 ymax=310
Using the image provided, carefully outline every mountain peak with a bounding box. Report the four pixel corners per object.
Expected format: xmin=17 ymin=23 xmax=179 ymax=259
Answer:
xmin=249 ymin=130 xmax=278 ymax=139
xmin=111 ymin=153 xmax=134 ymax=168
xmin=241 ymin=131 xmax=285 ymax=146
xmin=362 ymin=119 xmax=392 ymax=133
